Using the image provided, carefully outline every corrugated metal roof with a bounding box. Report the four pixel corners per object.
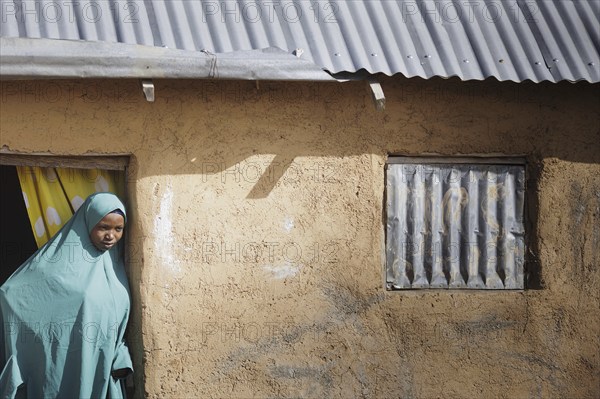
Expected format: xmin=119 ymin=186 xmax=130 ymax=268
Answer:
xmin=1 ymin=0 xmax=598 ymax=82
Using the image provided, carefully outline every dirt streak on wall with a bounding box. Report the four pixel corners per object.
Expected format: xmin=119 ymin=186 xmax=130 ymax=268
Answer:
xmin=1 ymin=76 xmax=599 ymax=398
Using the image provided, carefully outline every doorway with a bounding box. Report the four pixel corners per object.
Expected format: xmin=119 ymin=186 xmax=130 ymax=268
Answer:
xmin=0 ymin=154 xmax=129 ymax=285
xmin=0 ymin=165 xmax=38 ymax=284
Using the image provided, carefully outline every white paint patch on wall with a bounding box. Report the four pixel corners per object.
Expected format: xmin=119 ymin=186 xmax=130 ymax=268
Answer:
xmin=263 ymin=262 xmax=302 ymax=280
xmin=153 ymin=183 xmax=181 ymax=276
xmin=283 ymin=216 xmax=294 ymax=232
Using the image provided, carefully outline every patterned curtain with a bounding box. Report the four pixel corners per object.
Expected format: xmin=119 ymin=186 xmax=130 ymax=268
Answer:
xmin=17 ymin=166 xmax=125 ymax=248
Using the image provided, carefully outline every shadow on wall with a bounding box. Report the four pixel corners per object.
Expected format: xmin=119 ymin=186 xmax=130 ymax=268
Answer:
xmin=122 ymin=76 xmax=599 ymax=188
xmin=124 ymin=76 xmax=599 ymax=294
xmin=2 ymin=76 xmax=598 ymax=190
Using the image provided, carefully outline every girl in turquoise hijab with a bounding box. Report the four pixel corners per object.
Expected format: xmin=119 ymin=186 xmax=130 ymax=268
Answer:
xmin=0 ymin=192 xmax=133 ymax=398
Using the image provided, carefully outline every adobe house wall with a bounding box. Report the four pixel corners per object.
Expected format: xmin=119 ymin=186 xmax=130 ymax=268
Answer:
xmin=1 ymin=77 xmax=598 ymax=398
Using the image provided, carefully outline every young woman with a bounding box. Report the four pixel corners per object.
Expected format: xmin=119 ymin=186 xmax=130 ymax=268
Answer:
xmin=0 ymin=192 xmax=133 ymax=398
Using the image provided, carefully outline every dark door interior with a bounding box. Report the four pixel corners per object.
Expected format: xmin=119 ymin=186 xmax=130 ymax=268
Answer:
xmin=1 ymin=165 xmax=38 ymax=285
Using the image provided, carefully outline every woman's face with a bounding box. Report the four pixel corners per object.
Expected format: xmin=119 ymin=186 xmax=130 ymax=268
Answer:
xmin=90 ymin=213 xmax=125 ymax=251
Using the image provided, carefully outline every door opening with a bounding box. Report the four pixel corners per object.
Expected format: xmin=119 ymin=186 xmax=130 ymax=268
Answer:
xmin=1 ymin=165 xmax=38 ymax=285
xmin=0 ymin=154 xmax=129 ymax=285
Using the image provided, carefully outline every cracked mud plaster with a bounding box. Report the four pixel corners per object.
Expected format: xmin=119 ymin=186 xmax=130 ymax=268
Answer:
xmin=0 ymin=77 xmax=598 ymax=398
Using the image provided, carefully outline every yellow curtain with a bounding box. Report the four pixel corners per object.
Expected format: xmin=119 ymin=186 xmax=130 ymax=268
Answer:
xmin=16 ymin=166 xmax=125 ymax=248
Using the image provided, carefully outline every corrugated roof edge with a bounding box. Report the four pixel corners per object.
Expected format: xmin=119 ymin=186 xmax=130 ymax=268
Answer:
xmin=0 ymin=37 xmax=336 ymax=82
xmin=330 ymin=68 xmax=597 ymax=85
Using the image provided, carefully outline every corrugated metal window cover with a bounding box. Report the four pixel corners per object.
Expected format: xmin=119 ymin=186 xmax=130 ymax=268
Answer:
xmin=386 ymin=159 xmax=526 ymax=290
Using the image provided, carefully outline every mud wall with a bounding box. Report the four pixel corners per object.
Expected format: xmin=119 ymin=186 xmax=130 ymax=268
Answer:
xmin=1 ymin=76 xmax=598 ymax=398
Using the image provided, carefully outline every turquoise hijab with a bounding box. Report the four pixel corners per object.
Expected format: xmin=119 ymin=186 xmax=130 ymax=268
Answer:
xmin=0 ymin=192 xmax=133 ymax=398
